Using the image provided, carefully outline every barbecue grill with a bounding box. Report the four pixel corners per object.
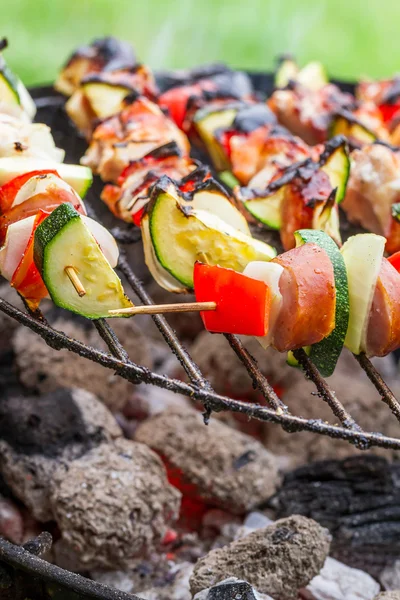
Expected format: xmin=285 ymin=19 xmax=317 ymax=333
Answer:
xmin=1 ymin=73 xmax=400 ymax=598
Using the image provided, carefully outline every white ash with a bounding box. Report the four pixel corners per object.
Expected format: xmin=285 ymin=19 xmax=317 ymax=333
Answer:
xmin=13 ymin=317 xmax=153 ymax=412
xmin=50 ymin=437 xmax=181 ymax=569
xmin=190 ymin=515 xmax=331 ymax=598
xmin=305 ymin=557 xmax=380 ymax=600
xmin=123 ymin=384 xmax=191 ymax=422
xmin=375 ymin=593 xmax=400 ymax=599
xmin=0 ymin=494 xmax=24 ymax=544
xmin=193 ymin=578 xmax=273 ymax=600
xmin=188 ymin=331 xmax=301 ymax=399
xmin=0 ymin=388 xmax=122 ymax=521
xmin=92 ymin=561 xmax=194 ymax=600
xmin=380 ymin=561 xmax=400 ymax=591
xmin=234 ymin=511 xmax=274 ymax=540
xmin=135 ymin=406 xmax=280 ymax=514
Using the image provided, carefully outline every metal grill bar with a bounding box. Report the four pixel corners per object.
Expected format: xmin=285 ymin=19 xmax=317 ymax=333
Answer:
xmin=118 ymin=250 xmax=211 ymax=389
xmin=292 ymin=348 xmax=363 ymax=431
xmin=354 ymin=352 xmax=400 ymax=423
xmin=2 ymin=294 xmax=400 ymax=450
xmin=224 ymin=333 xmax=288 ymax=413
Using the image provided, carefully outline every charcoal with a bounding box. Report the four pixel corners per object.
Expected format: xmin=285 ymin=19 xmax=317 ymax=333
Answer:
xmin=135 ymin=406 xmax=280 ymax=514
xmin=306 ymin=557 xmax=380 ymax=600
xmin=0 ymin=387 xmax=122 ymax=520
xmin=0 ymin=495 xmax=24 ymax=544
xmin=189 ymin=515 xmax=331 ymax=598
xmin=0 ymin=283 xmax=28 ymax=357
xmin=50 ymin=437 xmax=181 ymax=569
xmin=13 ymin=317 xmax=153 ymax=412
xmin=193 ymin=578 xmax=272 ymax=599
xmin=273 ymin=455 xmax=400 ymax=578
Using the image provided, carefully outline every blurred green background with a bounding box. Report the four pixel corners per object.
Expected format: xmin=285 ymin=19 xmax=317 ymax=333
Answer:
xmin=4 ymin=0 xmax=399 ymax=86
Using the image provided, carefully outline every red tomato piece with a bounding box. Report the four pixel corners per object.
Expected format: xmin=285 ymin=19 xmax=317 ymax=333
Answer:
xmin=11 ymin=210 xmax=49 ymax=308
xmin=387 ymin=250 xmax=400 ymax=273
xmin=0 ymin=170 xmax=59 ymax=213
xmin=193 ymin=262 xmax=271 ymax=336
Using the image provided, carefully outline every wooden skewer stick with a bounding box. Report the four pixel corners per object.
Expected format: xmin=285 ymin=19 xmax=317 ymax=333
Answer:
xmin=65 ymin=267 xmax=86 ymax=297
xmin=108 ymin=301 xmax=217 ymax=317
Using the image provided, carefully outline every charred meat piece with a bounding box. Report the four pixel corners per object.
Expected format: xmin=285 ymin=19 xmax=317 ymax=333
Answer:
xmin=101 ymin=142 xmax=196 ymax=222
xmin=55 ymin=36 xmax=137 ymax=96
xmin=342 ymin=143 xmax=400 ymax=252
xmin=158 ymin=65 xmax=254 ymax=130
xmin=81 ymin=96 xmax=190 ymax=182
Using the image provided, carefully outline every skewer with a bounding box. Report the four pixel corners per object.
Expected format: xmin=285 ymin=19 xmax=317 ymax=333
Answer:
xmin=64 ymin=267 xmax=86 ymax=297
xmin=108 ymin=301 xmax=216 ymax=316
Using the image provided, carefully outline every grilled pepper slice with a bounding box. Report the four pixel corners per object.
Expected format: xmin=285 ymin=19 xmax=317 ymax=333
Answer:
xmin=194 ymin=262 xmax=271 ymax=336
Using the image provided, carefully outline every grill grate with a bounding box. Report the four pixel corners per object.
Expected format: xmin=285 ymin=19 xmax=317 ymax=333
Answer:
xmin=1 ymin=81 xmax=400 ymax=453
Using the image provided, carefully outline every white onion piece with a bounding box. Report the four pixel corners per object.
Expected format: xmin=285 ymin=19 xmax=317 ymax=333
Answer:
xmin=12 ymin=173 xmax=86 ymax=214
xmin=81 ymin=215 xmax=119 ymax=268
xmin=243 ymin=261 xmax=284 ymax=348
xmin=0 ymin=216 xmax=36 ymax=281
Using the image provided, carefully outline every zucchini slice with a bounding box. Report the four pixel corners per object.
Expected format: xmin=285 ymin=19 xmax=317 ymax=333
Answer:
xmin=296 ymin=61 xmax=328 ymax=91
xmin=294 ymin=229 xmax=349 ymax=376
xmin=148 ymin=181 xmax=276 ymax=289
xmin=82 ymin=81 xmax=132 ymax=119
xmin=275 ymin=58 xmax=299 ymax=88
xmin=244 ymin=188 xmax=284 ymax=230
xmin=340 ymin=233 xmax=386 ymax=354
xmin=191 ymin=188 xmax=250 ymax=235
xmin=330 ymin=115 xmax=377 ymax=145
xmin=0 ymin=157 xmax=93 ymax=197
xmin=319 ymin=138 xmax=350 ymax=204
xmin=34 ymin=203 xmax=132 ymax=319
xmin=0 ymin=63 xmax=36 ymax=120
xmin=275 ymin=59 xmax=328 ymax=91
xmin=194 ymin=105 xmax=239 ymax=171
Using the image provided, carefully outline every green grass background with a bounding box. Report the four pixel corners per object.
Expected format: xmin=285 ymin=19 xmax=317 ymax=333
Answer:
xmin=3 ymin=0 xmax=400 ymax=86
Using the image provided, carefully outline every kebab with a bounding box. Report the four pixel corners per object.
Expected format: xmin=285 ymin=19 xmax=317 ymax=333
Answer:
xmin=269 ymin=57 xmax=388 ymax=146
xmin=0 ymin=46 xmax=133 ymax=317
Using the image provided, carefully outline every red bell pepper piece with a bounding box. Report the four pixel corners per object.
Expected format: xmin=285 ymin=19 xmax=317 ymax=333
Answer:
xmin=132 ymin=206 xmax=145 ymax=227
xmin=378 ymin=103 xmax=400 ymax=123
xmin=387 ymin=250 xmax=400 ymax=273
xmin=193 ymin=262 xmax=271 ymax=336
xmin=0 ymin=169 xmax=59 ymax=213
xmin=11 ymin=210 xmax=50 ymax=308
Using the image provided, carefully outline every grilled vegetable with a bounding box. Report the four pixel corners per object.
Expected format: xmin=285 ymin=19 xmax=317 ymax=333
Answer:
xmin=319 ymin=136 xmax=350 ymax=203
xmin=0 ymin=40 xmax=36 ymax=120
xmin=0 ymin=158 xmax=92 ymax=197
xmin=55 ymin=37 xmax=137 ymax=96
xmin=11 ymin=210 xmax=49 ymax=307
xmin=33 ymin=203 xmax=132 ymax=319
xmin=294 ymin=229 xmax=349 ymax=376
xmin=340 ymin=233 xmax=386 ymax=354
xmin=242 ymin=260 xmax=284 ymax=348
xmin=194 ymin=262 xmax=271 ymax=336
xmin=275 ymin=58 xmax=328 ymax=91
xmin=330 ymin=113 xmax=377 ymax=145
xmin=193 ymin=103 xmax=241 ymax=170
xmin=146 ymin=178 xmax=276 ymax=290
